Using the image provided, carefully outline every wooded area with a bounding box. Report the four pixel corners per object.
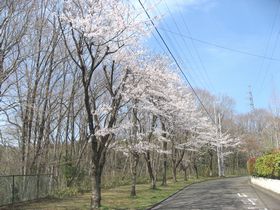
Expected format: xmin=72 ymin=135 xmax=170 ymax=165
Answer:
xmin=0 ymin=1 xmax=279 ymax=209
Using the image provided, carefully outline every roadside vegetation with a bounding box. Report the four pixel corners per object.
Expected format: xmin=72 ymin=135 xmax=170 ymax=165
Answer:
xmin=247 ymin=150 xmax=280 ymax=179
xmin=12 ymin=176 xmax=218 ymax=210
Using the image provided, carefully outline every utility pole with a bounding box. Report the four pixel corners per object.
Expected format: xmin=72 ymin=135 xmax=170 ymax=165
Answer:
xmin=218 ymin=113 xmax=225 ymax=177
xmin=248 ymin=85 xmax=255 ymax=132
xmin=214 ymin=103 xmax=224 ymax=177
xmin=248 ymin=85 xmax=255 ymax=112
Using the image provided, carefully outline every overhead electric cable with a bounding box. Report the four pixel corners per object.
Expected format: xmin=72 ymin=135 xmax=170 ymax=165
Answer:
xmin=256 ymin=0 xmax=280 ymax=94
xmin=129 ymin=0 xmax=202 ymax=88
xmin=258 ymin=29 xmax=280 ymax=93
xmin=161 ymin=0 xmax=213 ymax=91
xmin=137 ymin=0 xmax=216 ymax=124
xmin=158 ymin=27 xmax=280 ymax=62
xmin=174 ymin=1 xmax=216 ymax=93
xmin=152 ymin=0 xmax=208 ymax=90
xmin=255 ymin=0 xmax=280 ymax=82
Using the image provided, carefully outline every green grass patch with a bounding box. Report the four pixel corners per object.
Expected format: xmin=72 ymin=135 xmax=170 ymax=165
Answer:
xmin=12 ymin=177 xmax=215 ymax=210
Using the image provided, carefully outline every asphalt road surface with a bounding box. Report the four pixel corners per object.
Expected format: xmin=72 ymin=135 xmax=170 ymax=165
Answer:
xmin=152 ymin=177 xmax=280 ymax=210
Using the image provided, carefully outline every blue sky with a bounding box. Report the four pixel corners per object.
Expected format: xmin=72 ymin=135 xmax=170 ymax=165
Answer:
xmin=141 ymin=0 xmax=280 ymax=114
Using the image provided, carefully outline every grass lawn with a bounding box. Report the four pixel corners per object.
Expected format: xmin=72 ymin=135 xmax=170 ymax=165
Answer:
xmin=10 ymin=177 xmax=215 ymax=210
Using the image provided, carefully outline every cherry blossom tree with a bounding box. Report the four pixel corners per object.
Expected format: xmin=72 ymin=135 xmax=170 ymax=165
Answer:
xmin=215 ymin=113 xmax=241 ymax=176
xmin=59 ymin=0 xmax=152 ymax=208
xmin=114 ymin=54 xmax=176 ymax=193
xmin=114 ymin=52 xmax=220 ymax=190
xmin=195 ymin=111 xmax=241 ymax=177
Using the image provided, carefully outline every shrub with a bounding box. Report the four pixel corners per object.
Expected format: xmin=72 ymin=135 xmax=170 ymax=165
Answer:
xmin=62 ymin=155 xmax=86 ymax=187
xmin=255 ymin=151 xmax=280 ymax=179
xmin=247 ymin=157 xmax=256 ymax=175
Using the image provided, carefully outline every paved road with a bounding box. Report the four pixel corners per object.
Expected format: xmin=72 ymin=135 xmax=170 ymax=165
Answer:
xmin=152 ymin=177 xmax=280 ymax=210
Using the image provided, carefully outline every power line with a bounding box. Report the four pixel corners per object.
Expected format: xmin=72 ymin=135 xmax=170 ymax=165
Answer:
xmin=151 ymin=30 xmax=168 ymax=55
xmin=137 ymin=0 xmax=216 ymax=124
xmin=255 ymin=0 xmax=280 ymax=85
xmin=158 ymin=27 xmax=280 ymax=62
xmin=256 ymin=0 xmax=280 ymax=94
xmin=161 ymin=0 xmax=214 ymax=92
xmin=153 ymin=0 xmax=209 ymax=90
xmin=173 ymin=0 xmax=216 ymax=93
xmin=129 ymin=0 xmax=202 ymax=89
xmin=258 ymin=29 xmax=280 ymax=94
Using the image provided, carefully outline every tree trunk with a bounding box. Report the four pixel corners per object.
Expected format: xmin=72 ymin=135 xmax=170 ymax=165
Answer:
xmin=151 ymin=176 xmax=156 ymax=190
xmin=130 ymin=154 xmax=139 ymax=197
xmin=217 ymin=146 xmax=221 ymax=177
xmin=161 ymin=121 xmax=167 ymax=186
xmin=193 ymin=156 xmax=198 ymax=179
xmin=217 ymin=145 xmax=225 ymax=177
xmin=172 ymin=163 xmax=177 ymax=182
xmin=171 ymin=144 xmax=177 ymax=183
xmin=162 ymin=141 xmax=167 ymax=186
xmin=232 ymin=152 xmax=236 ymax=174
xmin=217 ymin=113 xmax=225 ymax=177
xmin=91 ymin=167 xmax=101 ymax=209
xmin=90 ymin=135 xmax=107 ymax=209
xmin=171 ymin=150 xmax=184 ymax=183
xmin=221 ymin=147 xmax=225 ymax=177
xmin=194 ymin=165 xmax=198 ymax=179
xmin=209 ymin=150 xmax=213 ymax=176
xmin=236 ymin=151 xmax=239 ymax=174
xmin=145 ymin=115 xmax=157 ymax=189
xmin=145 ymin=151 xmax=156 ymax=189
xmin=184 ymin=169 xmax=188 ymax=181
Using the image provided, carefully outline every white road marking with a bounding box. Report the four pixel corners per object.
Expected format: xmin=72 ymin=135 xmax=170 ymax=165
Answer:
xmin=241 ymin=198 xmax=251 ymax=205
xmin=242 ymin=193 xmax=248 ymax=197
xmin=237 ymin=192 xmax=248 ymax=198
xmin=247 ymin=198 xmax=256 ymax=206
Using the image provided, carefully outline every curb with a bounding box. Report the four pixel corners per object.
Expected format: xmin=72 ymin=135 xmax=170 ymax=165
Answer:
xmin=250 ymin=176 xmax=280 ymax=195
xmin=249 ymin=181 xmax=280 ymax=201
xmin=145 ymin=181 xmax=192 ymax=210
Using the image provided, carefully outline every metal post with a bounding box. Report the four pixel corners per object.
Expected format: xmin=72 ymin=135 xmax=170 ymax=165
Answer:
xmin=12 ymin=175 xmax=15 ymax=204
xmin=36 ymin=174 xmax=39 ymax=199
